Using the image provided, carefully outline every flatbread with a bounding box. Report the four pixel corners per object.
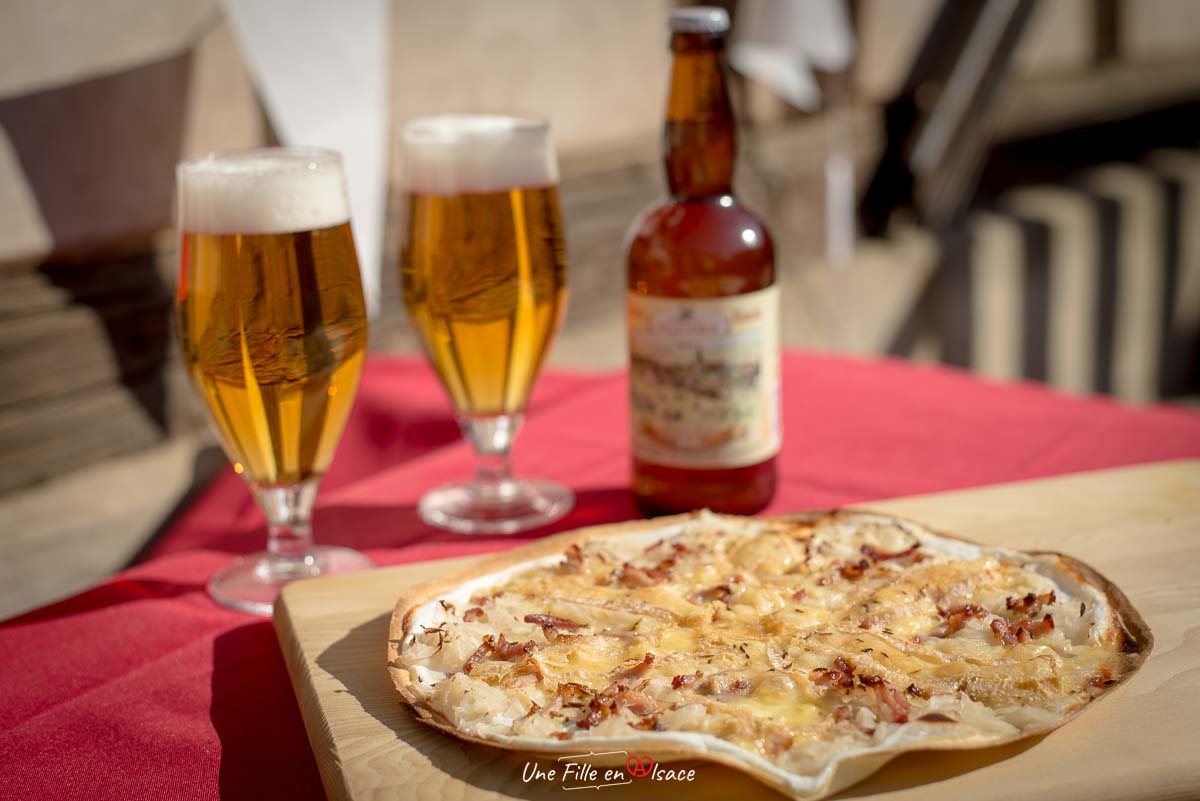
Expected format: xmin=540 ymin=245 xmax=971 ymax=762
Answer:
xmin=388 ymin=510 xmax=1152 ymax=800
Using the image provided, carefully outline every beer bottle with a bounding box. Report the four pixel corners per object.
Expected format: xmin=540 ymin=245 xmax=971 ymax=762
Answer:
xmin=625 ymin=6 xmax=780 ymax=516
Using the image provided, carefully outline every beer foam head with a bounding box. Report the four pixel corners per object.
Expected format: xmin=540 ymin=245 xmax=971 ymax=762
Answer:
xmin=401 ymin=114 xmax=559 ymax=196
xmin=177 ymin=148 xmax=351 ymax=235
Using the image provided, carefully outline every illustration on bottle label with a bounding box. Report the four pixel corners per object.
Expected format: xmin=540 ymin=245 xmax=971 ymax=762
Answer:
xmin=628 ymin=285 xmax=781 ymax=469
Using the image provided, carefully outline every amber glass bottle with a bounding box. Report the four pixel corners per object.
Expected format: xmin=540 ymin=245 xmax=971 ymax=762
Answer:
xmin=625 ymin=7 xmax=780 ymax=516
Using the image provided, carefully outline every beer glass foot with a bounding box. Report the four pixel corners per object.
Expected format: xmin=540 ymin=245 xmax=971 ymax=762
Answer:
xmin=207 ymin=545 xmax=374 ymax=616
xmin=418 ymin=479 xmax=574 ymax=535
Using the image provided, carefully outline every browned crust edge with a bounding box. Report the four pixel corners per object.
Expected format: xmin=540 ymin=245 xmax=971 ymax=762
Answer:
xmin=385 ymin=509 xmax=1154 ymax=800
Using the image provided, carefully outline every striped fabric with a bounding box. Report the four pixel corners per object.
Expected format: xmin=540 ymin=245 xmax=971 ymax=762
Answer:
xmin=892 ymin=149 xmax=1200 ymax=402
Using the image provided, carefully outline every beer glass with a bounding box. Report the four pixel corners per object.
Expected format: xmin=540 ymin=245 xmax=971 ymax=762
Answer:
xmin=400 ymin=114 xmax=574 ymax=533
xmin=176 ymin=148 xmax=373 ymax=614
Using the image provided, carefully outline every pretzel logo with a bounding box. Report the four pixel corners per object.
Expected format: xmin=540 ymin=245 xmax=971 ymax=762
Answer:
xmin=625 ymin=754 xmax=654 ymax=778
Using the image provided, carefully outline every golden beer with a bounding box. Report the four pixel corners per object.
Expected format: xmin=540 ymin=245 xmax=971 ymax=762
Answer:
xmin=176 ymin=150 xmax=368 ymax=488
xmin=178 ymin=223 xmax=367 ymax=485
xmin=400 ymin=186 xmax=566 ymax=415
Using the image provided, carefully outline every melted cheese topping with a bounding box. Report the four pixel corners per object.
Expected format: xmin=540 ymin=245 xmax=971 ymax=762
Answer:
xmin=398 ymin=512 xmax=1137 ymax=779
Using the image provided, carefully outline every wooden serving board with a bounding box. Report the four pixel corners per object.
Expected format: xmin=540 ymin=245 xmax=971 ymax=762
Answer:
xmin=274 ymin=460 xmax=1200 ymax=801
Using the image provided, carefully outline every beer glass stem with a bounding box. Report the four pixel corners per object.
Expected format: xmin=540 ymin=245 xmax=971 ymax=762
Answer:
xmin=461 ymin=413 xmax=522 ymax=486
xmin=257 ymin=479 xmax=322 ymax=577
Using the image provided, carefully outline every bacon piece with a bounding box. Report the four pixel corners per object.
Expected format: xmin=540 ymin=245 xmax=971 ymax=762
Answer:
xmin=672 ymin=542 xmax=691 ymax=555
xmin=931 ymin=604 xmax=986 ymax=638
xmin=692 ymin=584 xmax=733 ymax=604
xmin=1025 ymin=613 xmax=1055 ymax=638
xmin=541 ymin=626 xmax=582 ymax=644
xmin=906 ymin=684 xmax=931 ymax=699
xmin=461 ymin=633 xmax=536 ymax=672
xmin=461 ymin=636 xmax=496 ymax=674
xmin=860 ymin=676 xmax=910 ymax=723
xmin=792 ymin=589 xmax=807 ymax=602
xmin=619 ymin=569 xmax=661 ymax=587
xmin=524 ymin=613 xmax=585 ymax=630
xmin=595 ymin=682 xmax=625 ymax=699
xmin=618 ymin=652 xmax=655 ymax=680
xmin=576 ymin=683 xmax=625 ymax=729
xmin=990 ymin=617 xmax=1029 ymax=647
xmin=555 ymin=682 xmax=596 ymax=707
xmin=861 ymin=544 xmax=919 ymax=562
xmin=671 ymin=672 xmax=700 ymax=689
xmin=1006 ymin=590 xmax=1056 ymax=612
xmin=991 ymin=617 xmax=1016 ymax=646
xmin=562 ymin=543 xmax=584 ymax=573
xmin=991 ymin=612 xmax=1054 ymax=646
xmin=493 ymin=634 xmax=537 ymax=660
xmin=839 ymin=559 xmax=872 ymax=580
xmin=810 ymin=656 xmax=856 ymax=691
xmin=463 ymin=607 xmax=485 ymax=622
xmin=612 ymin=562 xmax=669 ymax=588
xmin=521 ymin=701 xmax=542 ymax=719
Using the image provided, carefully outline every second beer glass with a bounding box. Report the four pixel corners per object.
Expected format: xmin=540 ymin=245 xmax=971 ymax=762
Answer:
xmin=400 ymin=114 xmax=574 ymax=533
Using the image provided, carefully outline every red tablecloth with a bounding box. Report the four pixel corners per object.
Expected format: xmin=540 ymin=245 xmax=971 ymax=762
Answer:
xmin=4 ymin=352 xmax=1200 ymax=801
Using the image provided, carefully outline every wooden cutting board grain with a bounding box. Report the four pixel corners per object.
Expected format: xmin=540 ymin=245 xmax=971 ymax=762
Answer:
xmin=274 ymin=460 xmax=1200 ymax=801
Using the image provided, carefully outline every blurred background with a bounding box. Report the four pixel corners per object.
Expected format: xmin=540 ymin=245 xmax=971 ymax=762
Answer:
xmin=1 ymin=0 xmax=1198 ymax=618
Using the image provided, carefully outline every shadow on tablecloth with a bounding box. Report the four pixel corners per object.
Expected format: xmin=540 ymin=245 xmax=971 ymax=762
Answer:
xmin=211 ymin=622 xmax=327 ymax=801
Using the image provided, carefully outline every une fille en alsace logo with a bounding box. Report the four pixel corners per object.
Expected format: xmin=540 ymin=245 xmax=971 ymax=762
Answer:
xmin=522 ymin=750 xmax=697 ymax=791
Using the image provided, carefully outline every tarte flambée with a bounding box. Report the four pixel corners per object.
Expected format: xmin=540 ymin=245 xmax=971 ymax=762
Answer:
xmin=388 ymin=511 xmax=1151 ymax=800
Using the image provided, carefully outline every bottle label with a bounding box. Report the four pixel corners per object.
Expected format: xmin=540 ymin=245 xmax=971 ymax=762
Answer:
xmin=628 ymin=285 xmax=781 ymax=469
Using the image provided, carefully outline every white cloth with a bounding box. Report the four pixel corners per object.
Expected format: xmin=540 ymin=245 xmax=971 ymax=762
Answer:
xmin=222 ymin=0 xmax=390 ymax=317
xmin=728 ymin=0 xmax=856 ymax=111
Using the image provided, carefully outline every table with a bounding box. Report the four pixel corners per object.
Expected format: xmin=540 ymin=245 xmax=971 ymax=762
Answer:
xmin=4 ymin=352 xmax=1200 ymax=801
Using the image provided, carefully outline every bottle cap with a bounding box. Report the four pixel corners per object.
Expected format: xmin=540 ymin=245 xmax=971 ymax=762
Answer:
xmin=669 ymin=6 xmax=731 ymax=34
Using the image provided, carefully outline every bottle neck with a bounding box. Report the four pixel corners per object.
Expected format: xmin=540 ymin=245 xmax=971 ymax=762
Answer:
xmin=664 ymin=32 xmax=736 ymax=199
